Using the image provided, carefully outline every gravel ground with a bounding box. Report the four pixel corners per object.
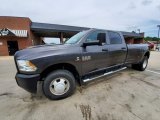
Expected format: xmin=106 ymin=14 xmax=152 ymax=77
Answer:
xmin=0 ymin=51 xmax=160 ymax=120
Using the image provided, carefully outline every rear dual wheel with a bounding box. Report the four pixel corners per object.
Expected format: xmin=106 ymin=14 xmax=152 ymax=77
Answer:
xmin=43 ymin=70 xmax=76 ymax=100
xmin=132 ymin=56 xmax=148 ymax=71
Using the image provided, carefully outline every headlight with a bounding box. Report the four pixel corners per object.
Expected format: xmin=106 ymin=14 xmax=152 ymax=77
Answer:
xmin=17 ymin=60 xmax=37 ymax=72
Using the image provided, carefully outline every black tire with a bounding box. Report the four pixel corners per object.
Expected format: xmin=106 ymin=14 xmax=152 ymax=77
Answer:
xmin=132 ymin=56 xmax=148 ymax=71
xmin=43 ymin=70 xmax=76 ymax=100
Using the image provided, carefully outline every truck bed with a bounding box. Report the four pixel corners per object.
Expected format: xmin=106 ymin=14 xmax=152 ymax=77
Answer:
xmin=122 ymin=32 xmax=149 ymax=64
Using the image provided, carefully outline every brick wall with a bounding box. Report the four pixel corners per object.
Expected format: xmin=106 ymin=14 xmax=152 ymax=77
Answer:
xmin=0 ymin=39 xmax=8 ymax=55
xmin=0 ymin=16 xmax=42 ymax=56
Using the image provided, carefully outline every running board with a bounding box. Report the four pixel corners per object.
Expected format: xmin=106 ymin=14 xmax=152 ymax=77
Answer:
xmin=83 ymin=67 xmax=127 ymax=83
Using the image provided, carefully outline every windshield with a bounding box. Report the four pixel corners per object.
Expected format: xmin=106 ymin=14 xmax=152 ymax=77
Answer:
xmin=64 ymin=31 xmax=88 ymax=44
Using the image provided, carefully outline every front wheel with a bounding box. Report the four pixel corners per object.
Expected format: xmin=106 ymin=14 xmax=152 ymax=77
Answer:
xmin=43 ymin=70 xmax=76 ymax=100
xmin=132 ymin=56 xmax=148 ymax=71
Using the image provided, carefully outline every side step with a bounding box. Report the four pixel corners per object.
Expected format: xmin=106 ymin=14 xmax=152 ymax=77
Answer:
xmin=83 ymin=67 xmax=127 ymax=82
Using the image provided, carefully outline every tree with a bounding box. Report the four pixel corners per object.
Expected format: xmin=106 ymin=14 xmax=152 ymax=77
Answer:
xmin=144 ymin=36 xmax=160 ymax=41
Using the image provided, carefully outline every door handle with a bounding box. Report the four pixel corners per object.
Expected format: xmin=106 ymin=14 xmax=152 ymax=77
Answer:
xmin=102 ymin=49 xmax=108 ymax=52
xmin=121 ymin=47 xmax=126 ymax=50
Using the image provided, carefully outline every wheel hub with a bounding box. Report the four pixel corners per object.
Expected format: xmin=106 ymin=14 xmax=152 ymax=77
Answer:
xmin=49 ymin=77 xmax=70 ymax=95
xmin=54 ymin=83 xmax=66 ymax=94
xmin=143 ymin=58 xmax=148 ymax=68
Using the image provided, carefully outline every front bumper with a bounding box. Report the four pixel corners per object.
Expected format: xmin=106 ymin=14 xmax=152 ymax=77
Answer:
xmin=15 ymin=73 xmax=40 ymax=93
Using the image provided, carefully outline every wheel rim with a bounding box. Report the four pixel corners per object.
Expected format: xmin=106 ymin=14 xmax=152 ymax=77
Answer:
xmin=143 ymin=58 xmax=148 ymax=69
xmin=49 ymin=77 xmax=70 ymax=95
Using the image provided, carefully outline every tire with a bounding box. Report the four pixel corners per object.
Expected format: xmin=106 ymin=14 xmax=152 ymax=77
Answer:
xmin=43 ymin=70 xmax=76 ymax=100
xmin=132 ymin=56 xmax=148 ymax=71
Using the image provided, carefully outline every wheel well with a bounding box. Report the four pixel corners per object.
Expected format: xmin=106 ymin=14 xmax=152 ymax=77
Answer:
xmin=40 ymin=63 xmax=80 ymax=84
xmin=144 ymin=51 xmax=150 ymax=58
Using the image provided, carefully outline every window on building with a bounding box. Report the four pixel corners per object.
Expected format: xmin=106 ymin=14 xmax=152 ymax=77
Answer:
xmin=108 ymin=31 xmax=122 ymax=44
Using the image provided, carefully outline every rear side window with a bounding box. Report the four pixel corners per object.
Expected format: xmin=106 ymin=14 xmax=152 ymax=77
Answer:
xmin=108 ymin=31 xmax=122 ymax=44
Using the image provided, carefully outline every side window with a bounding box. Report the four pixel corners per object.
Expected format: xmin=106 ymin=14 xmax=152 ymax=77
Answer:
xmin=108 ymin=31 xmax=122 ymax=44
xmin=86 ymin=31 xmax=106 ymax=43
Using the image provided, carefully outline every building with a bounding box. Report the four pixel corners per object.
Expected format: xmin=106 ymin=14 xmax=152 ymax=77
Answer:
xmin=0 ymin=16 xmax=88 ymax=56
xmin=0 ymin=16 xmax=144 ymax=56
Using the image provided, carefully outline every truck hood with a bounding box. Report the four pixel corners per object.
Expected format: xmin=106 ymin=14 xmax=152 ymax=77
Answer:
xmin=15 ymin=44 xmax=72 ymax=60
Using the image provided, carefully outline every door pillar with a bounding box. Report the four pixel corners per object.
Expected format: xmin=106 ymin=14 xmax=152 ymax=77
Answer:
xmin=60 ymin=32 xmax=64 ymax=43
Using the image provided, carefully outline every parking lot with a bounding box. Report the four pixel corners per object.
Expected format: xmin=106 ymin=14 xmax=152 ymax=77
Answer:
xmin=0 ymin=51 xmax=160 ymax=120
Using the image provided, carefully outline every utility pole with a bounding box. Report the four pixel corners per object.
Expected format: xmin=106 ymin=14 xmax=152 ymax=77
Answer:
xmin=157 ymin=25 xmax=160 ymax=51
xmin=157 ymin=25 xmax=160 ymax=38
xmin=157 ymin=25 xmax=160 ymax=46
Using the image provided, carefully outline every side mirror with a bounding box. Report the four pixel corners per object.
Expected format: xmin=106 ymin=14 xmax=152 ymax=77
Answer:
xmin=97 ymin=33 xmax=106 ymax=44
xmin=82 ymin=40 xmax=100 ymax=47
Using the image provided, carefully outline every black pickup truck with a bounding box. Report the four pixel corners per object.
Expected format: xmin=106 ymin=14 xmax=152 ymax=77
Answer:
xmin=14 ymin=29 xmax=150 ymax=100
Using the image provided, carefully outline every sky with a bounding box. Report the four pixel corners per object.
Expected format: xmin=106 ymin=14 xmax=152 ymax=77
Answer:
xmin=0 ymin=0 xmax=160 ymax=38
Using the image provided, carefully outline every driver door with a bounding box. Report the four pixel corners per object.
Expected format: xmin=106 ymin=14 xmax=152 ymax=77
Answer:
xmin=81 ymin=31 xmax=110 ymax=76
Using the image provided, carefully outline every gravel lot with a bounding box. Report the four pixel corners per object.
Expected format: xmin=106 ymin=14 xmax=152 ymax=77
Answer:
xmin=0 ymin=51 xmax=160 ymax=120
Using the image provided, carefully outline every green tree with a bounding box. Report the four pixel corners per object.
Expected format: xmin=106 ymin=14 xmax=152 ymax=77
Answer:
xmin=144 ymin=36 xmax=160 ymax=41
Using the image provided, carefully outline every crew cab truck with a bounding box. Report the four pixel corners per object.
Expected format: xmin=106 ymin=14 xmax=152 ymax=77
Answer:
xmin=14 ymin=29 xmax=150 ymax=100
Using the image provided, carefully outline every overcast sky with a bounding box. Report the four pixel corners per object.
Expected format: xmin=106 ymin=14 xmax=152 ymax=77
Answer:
xmin=0 ymin=0 xmax=160 ymax=37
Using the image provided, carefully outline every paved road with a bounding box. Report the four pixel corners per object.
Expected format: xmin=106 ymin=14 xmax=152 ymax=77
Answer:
xmin=0 ymin=51 xmax=160 ymax=120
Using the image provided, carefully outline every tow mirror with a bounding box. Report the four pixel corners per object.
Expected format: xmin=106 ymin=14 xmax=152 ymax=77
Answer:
xmin=97 ymin=33 xmax=106 ymax=44
xmin=82 ymin=40 xmax=100 ymax=47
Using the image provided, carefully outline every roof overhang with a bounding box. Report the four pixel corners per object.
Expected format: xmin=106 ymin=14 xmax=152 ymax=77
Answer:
xmin=31 ymin=22 xmax=89 ymax=38
xmin=30 ymin=22 xmax=144 ymax=39
xmin=122 ymin=31 xmax=143 ymax=38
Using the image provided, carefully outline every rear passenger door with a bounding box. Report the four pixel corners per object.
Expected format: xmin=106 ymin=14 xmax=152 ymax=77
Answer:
xmin=107 ymin=31 xmax=127 ymax=66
